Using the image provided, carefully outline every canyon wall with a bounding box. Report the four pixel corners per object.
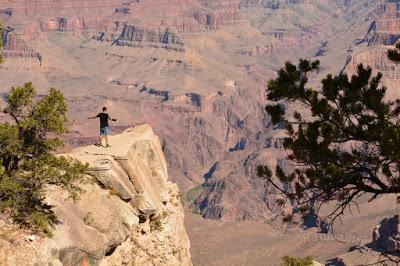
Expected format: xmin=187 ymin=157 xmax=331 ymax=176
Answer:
xmin=346 ymin=0 xmax=400 ymax=97
xmin=0 ymin=0 xmax=399 ymax=223
xmin=1 ymin=27 xmax=41 ymax=60
xmin=366 ymin=0 xmax=400 ymax=45
xmin=239 ymin=0 xmax=312 ymax=8
xmin=0 ymin=125 xmax=192 ymax=266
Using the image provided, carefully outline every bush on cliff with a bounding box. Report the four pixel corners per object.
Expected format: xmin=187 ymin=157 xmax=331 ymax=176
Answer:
xmin=282 ymin=256 xmax=314 ymax=266
xmin=0 ymin=82 xmax=88 ymax=235
xmin=258 ymin=48 xmax=400 ymax=228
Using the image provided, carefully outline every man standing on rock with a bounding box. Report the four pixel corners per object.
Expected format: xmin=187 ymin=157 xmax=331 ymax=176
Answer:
xmin=88 ymin=107 xmax=117 ymax=148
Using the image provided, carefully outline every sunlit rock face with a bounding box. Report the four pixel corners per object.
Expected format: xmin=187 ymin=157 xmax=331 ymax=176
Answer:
xmin=0 ymin=0 xmax=399 ymax=222
xmin=0 ymin=125 xmax=192 ymax=266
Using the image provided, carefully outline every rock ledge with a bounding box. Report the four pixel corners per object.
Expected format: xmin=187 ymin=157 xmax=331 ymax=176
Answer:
xmin=0 ymin=124 xmax=192 ymax=266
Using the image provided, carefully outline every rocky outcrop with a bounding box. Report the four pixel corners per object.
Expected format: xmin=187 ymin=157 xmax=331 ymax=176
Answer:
xmin=334 ymin=214 xmax=400 ymax=265
xmin=193 ymin=0 xmax=243 ymax=30
xmin=372 ymin=215 xmax=400 ymax=252
xmin=239 ymin=0 xmax=311 ymax=9
xmin=115 ymin=25 xmax=184 ymax=51
xmin=0 ymin=0 xmax=245 ymax=48
xmin=183 ymin=9 xmax=242 ymax=31
xmin=0 ymin=125 xmax=192 ymax=266
xmin=1 ymin=27 xmax=42 ymax=61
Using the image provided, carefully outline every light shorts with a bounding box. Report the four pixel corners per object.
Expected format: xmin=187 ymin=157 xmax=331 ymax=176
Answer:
xmin=100 ymin=126 xmax=110 ymax=136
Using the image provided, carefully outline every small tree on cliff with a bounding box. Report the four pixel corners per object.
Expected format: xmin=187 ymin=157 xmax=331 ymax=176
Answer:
xmin=258 ymin=52 xmax=400 ymax=228
xmin=0 ymin=83 xmax=88 ymax=235
xmin=282 ymin=256 xmax=314 ymax=266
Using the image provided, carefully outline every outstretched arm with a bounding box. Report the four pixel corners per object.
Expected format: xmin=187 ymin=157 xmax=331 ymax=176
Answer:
xmin=87 ymin=115 xmax=97 ymax=119
xmin=108 ymin=117 xmax=117 ymax=122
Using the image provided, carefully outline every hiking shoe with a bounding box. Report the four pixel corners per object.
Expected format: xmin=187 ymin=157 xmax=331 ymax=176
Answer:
xmin=106 ymin=144 xmax=112 ymax=148
xmin=94 ymin=143 xmax=101 ymax=147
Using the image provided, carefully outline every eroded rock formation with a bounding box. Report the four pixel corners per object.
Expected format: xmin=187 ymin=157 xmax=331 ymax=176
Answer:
xmin=0 ymin=0 xmax=399 ymax=224
xmin=366 ymin=0 xmax=400 ymax=45
xmin=115 ymin=25 xmax=184 ymax=51
xmin=372 ymin=215 xmax=400 ymax=252
xmin=1 ymin=27 xmax=41 ymax=61
xmin=0 ymin=125 xmax=192 ymax=266
xmin=239 ymin=0 xmax=312 ymax=9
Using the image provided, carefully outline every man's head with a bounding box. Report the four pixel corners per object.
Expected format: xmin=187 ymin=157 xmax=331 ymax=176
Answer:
xmin=102 ymin=107 xmax=107 ymax=112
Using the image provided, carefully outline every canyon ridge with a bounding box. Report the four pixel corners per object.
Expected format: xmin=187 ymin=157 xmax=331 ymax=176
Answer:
xmin=1 ymin=0 xmax=400 ymax=265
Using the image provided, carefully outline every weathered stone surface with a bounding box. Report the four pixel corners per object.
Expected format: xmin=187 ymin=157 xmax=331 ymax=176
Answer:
xmin=116 ymin=25 xmax=184 ymax=51
xmin=0 ymin=125 xmax=192 ymax=266
xmin=0 ymin=239 xmax=16 ymax=266
xmin=1 ymin=27 xmax=42 ymax=61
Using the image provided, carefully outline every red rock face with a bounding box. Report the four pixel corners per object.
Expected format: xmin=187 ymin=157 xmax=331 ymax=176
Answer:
xmin=366 ymin=1 xmax=400 ymax=45
xmin=0 ymin=0 xmax=247 ymax=57
xmin=1 ymin=27 xmax=41 ymax=60
xmin=346 ymin=0 xmax=400 ymax=101
xmin=0 ymin=0 xmax=399 ymax=222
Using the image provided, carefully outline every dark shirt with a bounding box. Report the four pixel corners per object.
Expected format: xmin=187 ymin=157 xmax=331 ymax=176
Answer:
xmin=97 ymin=113 xmax=109 ymax=128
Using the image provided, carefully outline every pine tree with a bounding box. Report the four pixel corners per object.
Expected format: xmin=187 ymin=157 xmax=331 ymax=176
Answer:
xmin=0 ymin=27 xmax=87 ymax=235
xmin=258 ymin=50 xmax=400 ymax=228
xmin=0 ymin=83 xmax=88 ymax=235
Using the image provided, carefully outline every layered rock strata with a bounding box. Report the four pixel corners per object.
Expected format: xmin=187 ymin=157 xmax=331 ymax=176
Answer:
xmin=1 ymin=27 xmax=41 ymax=61
xmin=366 ymin=0 xmax=400 ymax=45
xmin=0 ymin=0 xmax=399 ymax=223
xmin=115 ymin=25 xmax=184 ymax=51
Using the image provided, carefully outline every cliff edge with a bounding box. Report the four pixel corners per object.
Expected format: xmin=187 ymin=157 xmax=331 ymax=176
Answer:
xmin=0 ymin=124 xmax=192 ymax=266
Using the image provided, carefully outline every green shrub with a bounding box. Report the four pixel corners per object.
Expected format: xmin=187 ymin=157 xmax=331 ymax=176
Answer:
xmin=282 ymin=214 xmax=293 ymax=223
xmin=282 ymin=256 xmax=314 ymax=266
xmin=0 ymin=83 xmax=88 ymax=235
xmin=275 ymin=198 xmax=286 ymax=206
xmin=161 ymin=210 xmax=169 ymax=219
xmin=183 ymin=185 xmax=204 ymax=214
xmin=150 ymin=214 xmax=164 ymax=231
xmin=83 ymin=212 xmax=94 ymax=226
xmin=172 ymin=246 xmax=183 ymax=257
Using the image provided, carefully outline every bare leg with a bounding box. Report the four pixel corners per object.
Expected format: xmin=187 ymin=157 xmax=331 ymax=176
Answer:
xmin=105 ymin=135 xmax=110 ymax=146
xmin=100 ymin=135 xmax=105 ymax=146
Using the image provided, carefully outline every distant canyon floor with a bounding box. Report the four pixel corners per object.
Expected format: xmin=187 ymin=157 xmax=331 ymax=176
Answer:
xmin=184 ymin=195 xmax=400 ymax=266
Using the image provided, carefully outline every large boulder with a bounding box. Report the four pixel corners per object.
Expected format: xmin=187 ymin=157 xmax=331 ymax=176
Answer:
xmin=372 ymin=215 xmax=400 ymax=252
